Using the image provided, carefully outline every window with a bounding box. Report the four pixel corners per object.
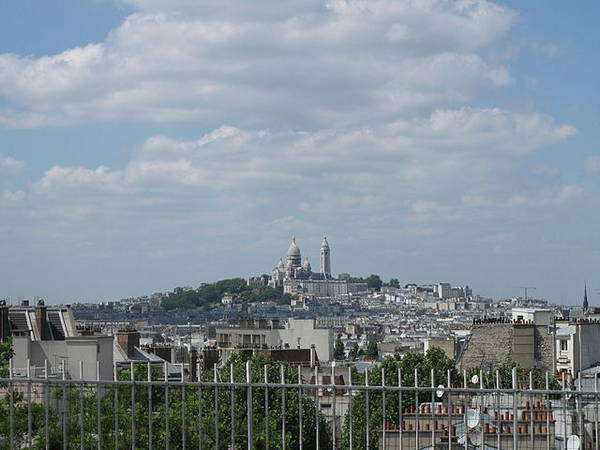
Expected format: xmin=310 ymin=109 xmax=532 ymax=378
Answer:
xmin=560 ymin=340 xmax=568 ymax=351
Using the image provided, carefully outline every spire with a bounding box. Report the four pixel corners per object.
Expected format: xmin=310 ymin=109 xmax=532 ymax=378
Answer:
xmin=320 ymin=235 xmax=331 ymax=277
xmin=584 ymin=281 xmax=589 ymax=312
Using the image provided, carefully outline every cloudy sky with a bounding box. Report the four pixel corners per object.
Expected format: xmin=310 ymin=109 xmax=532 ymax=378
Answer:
xmin=1 ymin=0 xmax=598 ymax=304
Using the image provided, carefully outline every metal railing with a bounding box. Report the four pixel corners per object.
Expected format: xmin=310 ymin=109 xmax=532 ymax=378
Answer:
xmin=0 ymin=360 xmax=598 ymax=449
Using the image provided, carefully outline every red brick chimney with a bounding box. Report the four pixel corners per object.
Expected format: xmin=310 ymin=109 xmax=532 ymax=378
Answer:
xmin=35 ymin=300 xmax=49 ymax=340
xmin=116 ymin=329 xmax=140 ymax=358
xmin=0 ymin=300 xmax=9 ymax=341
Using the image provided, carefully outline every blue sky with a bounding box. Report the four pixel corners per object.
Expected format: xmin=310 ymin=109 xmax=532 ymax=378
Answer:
xmin=0 ymin=0 xmax=598 ymax=305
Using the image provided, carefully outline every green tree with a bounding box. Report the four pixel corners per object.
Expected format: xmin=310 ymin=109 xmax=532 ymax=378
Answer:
xmin=342 ymin=348 xmax=460 ymax=449
xmin=366 ymin=274 xmax=383 ymax=291
xmin=334 ymin=336 xmax=346 ymax=360
xmin=0 ymin=352 xmax=332 ymax=449
xmin=389 ymin=278 xmax=399 ymax=288
xmin=365 ymin=341 xmax=379 ymax=359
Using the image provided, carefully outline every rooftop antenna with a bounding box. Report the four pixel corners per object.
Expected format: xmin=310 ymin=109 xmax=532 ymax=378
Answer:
xmin=518 ymin=286 xmax=536 ymax=301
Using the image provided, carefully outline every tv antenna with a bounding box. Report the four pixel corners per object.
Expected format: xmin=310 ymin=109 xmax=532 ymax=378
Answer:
xmin=518 ymin=286 xmax=536 ymax=301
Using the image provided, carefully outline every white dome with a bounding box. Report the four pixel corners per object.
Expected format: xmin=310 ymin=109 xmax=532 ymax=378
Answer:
xmin=287 ymin=237 xmax=301 ymax=257
xmin=321 ymin=236 xmax=330 ymax=248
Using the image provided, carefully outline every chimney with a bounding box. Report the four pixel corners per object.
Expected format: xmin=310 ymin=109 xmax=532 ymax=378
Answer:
xmin=116 ymin=329 xmax=140 ymax=358
xmin=35 ymin=300 xmax=49 ymax=340
xmin=310 ymin=344 xmax=316 ymax=369
xmin=190 ymin=349 xmax=198 ymax=381
xmin=0 ymin=300 xmax=9 ymax=341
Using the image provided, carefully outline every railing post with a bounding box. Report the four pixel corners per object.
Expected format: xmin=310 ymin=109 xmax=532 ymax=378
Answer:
xmin=165 ymin=361 xmax=170 ymax=450
xmin=9 ymin=358 xmax=14 ymax=450
xmin=512 ymin=367 xmax=517 ymax=450
xmin=131 ymin=361 xmax=136 ymax=449
xmin=97 ymin=360 xmax=101 ymax=450
xmin=147 ymin=362 xmax=153 ymax=450
xmin=62 ymin=359 xmax=67 ymax=450
xmin=27 ymin=358 xmax=32 ymax=449
xmin=80 ymin=360 xmax=84 ymax=450
xmin=44 ymin=359 xmax=49 ymax=450
xmin=281 ymin=364 xmax=287 ymax=450
xmin=246 ymin=360 xmax=253 ymax=450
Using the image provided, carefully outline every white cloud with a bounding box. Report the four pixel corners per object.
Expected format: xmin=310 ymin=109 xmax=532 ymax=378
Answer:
xmin=0 ymin=153 xmax=26 ymax=173
xmin=585 ymin=155 xmax=600 ymax=173
xmin=0 ymin=0 xmax=518 ymax=129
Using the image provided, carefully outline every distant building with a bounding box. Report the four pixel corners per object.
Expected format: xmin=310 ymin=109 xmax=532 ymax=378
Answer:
xmin=1 ymin=300 xmax=113 ymax=381
xmin=215 ymin=317 xmax=334 ymax=361
xmin=270 ymin=237 xmax=367 ymax=298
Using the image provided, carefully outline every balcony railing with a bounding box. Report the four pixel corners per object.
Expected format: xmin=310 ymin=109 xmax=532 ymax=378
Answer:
xmin=0 ymin=360 xmax=598 ymax=449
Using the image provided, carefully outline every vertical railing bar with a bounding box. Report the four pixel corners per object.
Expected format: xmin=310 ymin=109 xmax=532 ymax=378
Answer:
xmin=529 ymin=370 xmax=534 ymax=449
xmin=97 ymin=360 xmax=102 ymax=450
xmin=213 ymin=365 xmax=218 ymax=450
xmin=114 ymin=362 xmax=119 ymax=450
xmin=447 ymin=369 xmax=451 ymax=450
xmin=546 ymin=371 xmax=551 ymax=450
xmin=80 ymin=361 xmax=84 ymax=450
xmin=45 ymin=359 xmax=49 ymax=450
xmin=315 ymin=365 xmax=320 ymax=449
xmin=148 ymin=362 xmax=153 ymax=450
xmin=431 ymin=368 xmax=435 ymax=450
xmin=382 ymin=366 xmax=387 ymax=450
xmin=181 ymin=363 xmax=186 ymax=450
xmin=298 ymin=365 xmax=303 ymax=450
xmin=165 ymin=361 xmax=170 ymax=450
xmin=27 ymin=358 xmax=32 ymax=449
xmin=246 ymin=360 xmax=253 ymax=450
xmin=512 ymin=367 xmax=517 ymax=450
xmin=131 ymin=361 xmax=136 ymax=449
xmin=332 ymin=362 xmax=337 ymax=450
xmin=398 ymin=368 xmax=402 ymax=450
xmin=496 ymin=370 xmax=501 ymax=450
xmin=62 ymin=359 xmax=67 ymax=450
xmin=366 ymin=369 xmax=371 ymax=449
xmin=9 ymin=358 xmax=14 ymax=450
xmin=198 ymin=362 xmax=203 ymax=450
xmin=281 ymin=364 xmax=287 ymax=450
xmin=592 ymin=373 xmax=600 ymax=450
xmin=578 ymin=372 xmax=583 ymax=445
xmin=415 ymin=368 xmax=419 ymax=450
xmin=479 ymin=369 xmax=484 ymax=448
xmin=264 ymin=364 xmax=270 ymax=450
xmin=463 ymin=370 xmax=467 ymax=450
xmin=348 ymin=367 xmax=354 ymax=450
xmin=230 ymin=363 xmax=235 ymax=449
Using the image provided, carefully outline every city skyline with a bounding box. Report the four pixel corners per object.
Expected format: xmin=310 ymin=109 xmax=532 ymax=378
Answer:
xmin=1 ymin=1 xmax=599 ymax=304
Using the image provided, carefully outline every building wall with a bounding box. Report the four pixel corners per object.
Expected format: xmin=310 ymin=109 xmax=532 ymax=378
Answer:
xmin=460 ymin=323 xmax=553 ymax=372
xmin=279 ymin=318 xmax=333 ymax=362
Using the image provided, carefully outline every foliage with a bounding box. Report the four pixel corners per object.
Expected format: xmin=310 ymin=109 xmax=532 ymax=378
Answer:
xmin=342 ymin=348 xmax=460 ymax=449
xmin=389 ymin=278 xmax=400 ymax=288
xmin=162 ymin=278 xmax=290 ymax=310
xmin=466 ymin=362 xmax=561 ymax=390
xmin=0 ymin=338 xmax=13 ymax=378
xmin=366 ymin=274 xmax=383 ymax=291
xmin=0 ymin=353 xmax=331 ymax=449
xmin=334 ymin=336 xmax=346 ymax=360
xmin=365 ymin=341 xmax=379 ymax=359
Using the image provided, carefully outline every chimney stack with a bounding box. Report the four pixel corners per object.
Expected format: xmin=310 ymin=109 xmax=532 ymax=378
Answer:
xmin=190 ymin=349 xmax=198 ymax=381
xmin=310 ymin=344 xmax=316 ymax=369
xmin=116 ymin=329 xmax=140 ymax=358
xmin=0 ymin=300 xmax=9 ymax=341
xmin=35 ymin=299 xmax=49 ymax=340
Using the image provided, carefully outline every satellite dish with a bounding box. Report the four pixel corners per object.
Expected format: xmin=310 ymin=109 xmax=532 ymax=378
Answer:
xmin=567 ymin=435 xmax=581 ymax=450
xmin=471 ymin=374 xmax=479 ymax=384
xmin=436 ymin=384 xmax=445 ymax=398
xmin=471 ymin=430 xmax=484 ymax=446
xmin=466 ymin=409 xmax=479 ymax=429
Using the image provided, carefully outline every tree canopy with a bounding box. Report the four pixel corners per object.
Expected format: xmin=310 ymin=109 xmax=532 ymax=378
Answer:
xmin=162 ymin=278 xmax=291 ymax=310
xmin=366 ymin=274 xmax=383 ymax=291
